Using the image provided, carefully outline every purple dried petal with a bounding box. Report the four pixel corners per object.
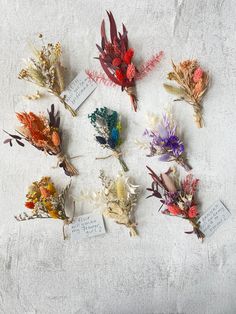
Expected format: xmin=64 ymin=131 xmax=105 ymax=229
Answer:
xmin=158 ymin=154 xmax=171 ymax=162
xmin=157 ymin=125 xmax=168 ymax=138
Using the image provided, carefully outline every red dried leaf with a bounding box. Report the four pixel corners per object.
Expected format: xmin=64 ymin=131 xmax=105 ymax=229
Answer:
xmin=106 ymin=11 xmax=117 ymax=41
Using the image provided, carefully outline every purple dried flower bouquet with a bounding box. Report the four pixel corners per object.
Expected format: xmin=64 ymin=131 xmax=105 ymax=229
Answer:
xmin=140 ymin=111 xmax=191 ymax=171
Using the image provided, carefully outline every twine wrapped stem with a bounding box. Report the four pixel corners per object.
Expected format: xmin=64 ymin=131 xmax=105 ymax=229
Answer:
xmin=125 ymin=86 xmax=138 ymax=112
xmin=96 ymin=150 xmax=129 ymax=172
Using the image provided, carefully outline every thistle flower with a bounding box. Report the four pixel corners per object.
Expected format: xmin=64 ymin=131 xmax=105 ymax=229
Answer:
xmin=146 ymin=166 xmax=204 ymax=240
xmin=88 ymin=106 xmax=128 ymax=172
xmin=99 ymin=171 xmax=139 ymax=236
xmin=18 ymin=35 xmax=77 ymax=117
xmin=96 ymin=11 xmax=138 ymax=111
xmin=3 ymin=105 xmax=79 ymax=177
xmin=15 ymin=177 xmax=72 ymax=239
xmin=137 ymin=111 xmax=191 ymax=171
xmin=164 ymin=60 xmax=209 ymax=128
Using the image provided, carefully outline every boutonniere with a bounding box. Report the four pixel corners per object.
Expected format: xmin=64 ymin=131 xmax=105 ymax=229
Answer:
xmin=164 ymin=60 xmax=209 ymax=128
xmin=88 ymin=106 xmax=128 ymax=172
xmin=99 ymin=171 xmax=139 ymax=236
xmin=146 ymin=166 xmax=204 ymax=240
xmin=15 ymin=177 xmax=73 ymax=239
xmin=81 ymin=171 xmax=139 ymax=236
xmin=136 ymin=110 xmax=191 ymax=171
xmin=94 ymin=11 xmax=163 ymax=112
xmin=18 ymin=34 xmax=77 ymax=117
xmin=4 ymin=105 xmax=79 ymax=176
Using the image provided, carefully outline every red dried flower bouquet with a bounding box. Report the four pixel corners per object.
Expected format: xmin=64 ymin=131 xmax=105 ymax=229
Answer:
xmin=96 ymin=11 xmax=138 ymax=111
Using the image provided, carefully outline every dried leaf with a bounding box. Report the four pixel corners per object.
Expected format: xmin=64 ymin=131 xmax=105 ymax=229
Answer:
xmin=163 ymin=84 xmax=185 ymax=96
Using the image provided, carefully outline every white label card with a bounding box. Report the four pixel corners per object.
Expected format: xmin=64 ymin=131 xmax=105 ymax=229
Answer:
xmin=70 ymin=213 xmax=106 ymax=240
xmin=61 ymin=71 xmax=97 ymax=111
xmin=198 ymin=200 xmax=231 ymax=237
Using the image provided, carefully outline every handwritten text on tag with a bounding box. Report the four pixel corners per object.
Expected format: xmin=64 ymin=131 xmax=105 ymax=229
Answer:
xmin=70 ymin=213 xmax=106 ymax=240
xmin=198 ymin=200 xmax=231 ymax=237
xmin=61 ymin=71 xmax=97 ymax=111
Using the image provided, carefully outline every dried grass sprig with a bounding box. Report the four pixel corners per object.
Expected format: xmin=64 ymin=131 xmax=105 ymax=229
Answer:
xmin=3 ymin=104 xmax=79 ymax=177
xmin=146 ymin=166 xmax=204 ymax=240
xmin=18 ymin=35 xmax=77 ymax=117
xmin=164 ymin=60 xmax=209 ymax=128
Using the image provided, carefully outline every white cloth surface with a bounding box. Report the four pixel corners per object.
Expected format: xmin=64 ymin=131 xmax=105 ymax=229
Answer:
xmin=0 ymin=0 xmax=236 ymax=313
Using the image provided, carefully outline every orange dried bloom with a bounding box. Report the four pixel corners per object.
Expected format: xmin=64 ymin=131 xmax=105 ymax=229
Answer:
xmin=52 ymin=131 xmax=60 ymax=146
xmin=40 ymin=187 xmax=51 ymax=198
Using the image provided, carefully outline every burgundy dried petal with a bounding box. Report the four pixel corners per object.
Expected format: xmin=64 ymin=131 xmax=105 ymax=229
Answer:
xmin=99 ymin=57 xmax=122 ymax=86
xmin=101 ymin=19 xmax=107 ymax=44
xmin=107 ymin=11 xmax=117 ymax=41
xmin=122 ymin=24 xmax=128 ymax=49
xmin=16 ymin=139 xmax=25 ymax=147
xmin=96 ymin=44 xmax=104 ymax=55
xmin=3 ymin=139 xmax=11 ymax=144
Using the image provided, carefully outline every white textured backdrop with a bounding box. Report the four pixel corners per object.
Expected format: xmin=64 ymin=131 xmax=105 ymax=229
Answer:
xmin=0 ymin=0 xmax=236 ymax=313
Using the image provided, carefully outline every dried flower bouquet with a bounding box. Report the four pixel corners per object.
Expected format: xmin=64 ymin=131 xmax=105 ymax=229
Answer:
xmin=18 ymin=35 xmax=77 ymax=117
xmin=15 ymin=177 xmax=72 ymax=239
xmin=164 ymin=60 xmax=209 ymax=128
xmin=81 ymin=171 xmax=139 ymax=236
xmin=137 ymin=110 xmax=191 ymax=171
xmin=4 ymin=105 xmax=78 ymax=176
xmin=88 ymin=106 xmax=128 ymax=172
xmin=99 ymin=171 xmax=139 ymax=236
xmin=146 ymin=166 xmax=204 ymax=240
xmin=96 ymin=11 xmax=139 ymax=111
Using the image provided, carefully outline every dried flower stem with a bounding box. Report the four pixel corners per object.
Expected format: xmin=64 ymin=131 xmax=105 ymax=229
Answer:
xmin=176 ymin=158 xmax=192 ymax=172
xmin=118 ymin=155 xmax=129 ymax=172
xmin=125 ymin=86 xmax=138 ymax=112
xmin=96 ymin=151 xmax=129 ymax=172
xmin=57 ymin=153 xmax=79 ymax=176
xmin=189 ymin=219 xmax=205 ymax=240
xmin=52 ymin=92 xmax=77 ymax=117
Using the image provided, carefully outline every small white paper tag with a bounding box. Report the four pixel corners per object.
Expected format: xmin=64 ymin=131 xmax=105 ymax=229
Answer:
xmin=61 ymin=71 xmax=97 ymax=111
xmin=70 ymin=213 xmax=106 ymax=240
xmin=198 ymin=200 xmax=231 ymax=237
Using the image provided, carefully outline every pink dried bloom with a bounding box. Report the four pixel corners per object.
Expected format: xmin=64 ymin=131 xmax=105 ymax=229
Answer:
xmin=182 ymin=174 xmax=199 ymax=195
xmin=167 ymin=204 xmax=182 ymax=216
xmin=126 ymin=63 xmax=136 ymax=82
xmin=193 ymin=67 xmax=203 ymax=83
xmin=188 ymin=205 xmax=198 ymax=218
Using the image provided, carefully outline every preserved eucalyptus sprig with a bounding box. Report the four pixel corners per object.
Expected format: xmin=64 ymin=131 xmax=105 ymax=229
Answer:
xmin=146 ymin=166 xmax=204 ymax=240
xmin=3 ymin=105 xmax=79 ymax=177
xmin=88 ymin=106 xmax=128 ymax=172
xmin=164 ymin=60 xmax=209 ymax=128
xmin=18 ymin=34 xmax=77 ymax=117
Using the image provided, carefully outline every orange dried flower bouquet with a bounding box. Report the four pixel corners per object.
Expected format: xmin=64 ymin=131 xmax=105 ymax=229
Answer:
xmin=15 ymin=177 xmax=73 ymax=239
xmin=4 ymin=105 xmax=78 ymax=176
